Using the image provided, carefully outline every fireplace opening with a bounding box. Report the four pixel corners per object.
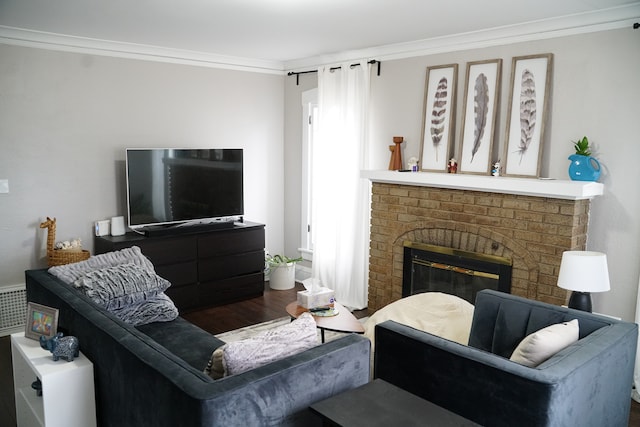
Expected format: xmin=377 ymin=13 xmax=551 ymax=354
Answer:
xmin=402 ymin=242 xmax=512 ymax=304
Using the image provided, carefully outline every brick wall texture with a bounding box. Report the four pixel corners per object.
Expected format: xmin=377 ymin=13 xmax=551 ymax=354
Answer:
xmin=368 ymin=182 xmax=591 ymax=312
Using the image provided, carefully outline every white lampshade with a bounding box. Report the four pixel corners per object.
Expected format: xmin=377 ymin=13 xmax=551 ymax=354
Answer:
xmin=557 ymin=251 xmax=611 ymax=293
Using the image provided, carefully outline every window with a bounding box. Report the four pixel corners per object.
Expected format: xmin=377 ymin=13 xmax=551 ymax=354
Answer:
xmin=299 ymin=88 xmax=317 ymax=261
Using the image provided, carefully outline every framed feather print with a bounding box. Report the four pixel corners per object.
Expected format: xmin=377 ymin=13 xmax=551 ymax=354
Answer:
xmin=458 ymin=59 xmax=502 ymax=174
xmin=503 ymin=53 xmax=553 ymax=177
xmin=419 ymin=64 xmax=458 ymax=172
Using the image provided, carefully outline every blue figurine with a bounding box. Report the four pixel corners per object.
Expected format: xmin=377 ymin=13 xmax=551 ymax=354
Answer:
xmin=39 ymin=332 xmax=80 ymax=362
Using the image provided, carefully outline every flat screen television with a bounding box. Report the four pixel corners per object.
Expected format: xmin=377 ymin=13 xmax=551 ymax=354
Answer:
xmin=126 ymin=148 xmax=243 ymax=231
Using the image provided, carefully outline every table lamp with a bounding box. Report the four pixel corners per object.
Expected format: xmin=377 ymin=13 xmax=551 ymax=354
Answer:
xmin=557 ymin=251 xmax=610 ymax=312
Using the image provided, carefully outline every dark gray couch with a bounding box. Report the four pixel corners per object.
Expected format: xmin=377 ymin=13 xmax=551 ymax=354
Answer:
xmin=26 ymin=269 xmax=370 ymax=426
xmin=374 ymin=289 xmax=637 ymax=427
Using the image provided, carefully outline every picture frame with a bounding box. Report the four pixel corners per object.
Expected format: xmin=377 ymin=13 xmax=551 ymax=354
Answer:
xmin=25 ymin=302 xmax=59 ymax=340
xmin=503 ymin=53 xmax=553 ymax=177
xmin=419 ymin=64 xmax=458 ymax=172
xmin=458 ymin=59 xmax=502 ymax=174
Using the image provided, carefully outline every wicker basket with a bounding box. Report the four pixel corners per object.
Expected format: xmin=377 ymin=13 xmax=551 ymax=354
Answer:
xmin=40 ymin=217 xmax=90 ymax=267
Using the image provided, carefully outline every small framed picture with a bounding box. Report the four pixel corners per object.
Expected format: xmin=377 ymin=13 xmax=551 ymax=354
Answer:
xmin=503 ymin=53 xmax=553 ymax=177
xmin=419 ymin=63 xmax=458 ymax=172
xmin=458 ymin=59 xmax=502 ymax=174
xmin=25 ymin=302 xmax=59 ymax=340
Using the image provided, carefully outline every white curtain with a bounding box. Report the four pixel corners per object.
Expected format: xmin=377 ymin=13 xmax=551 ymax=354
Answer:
xmin=311 ymin=61 xmax=371 ymax=310
xmin=634 ymin=274 xmax=640 ymax=402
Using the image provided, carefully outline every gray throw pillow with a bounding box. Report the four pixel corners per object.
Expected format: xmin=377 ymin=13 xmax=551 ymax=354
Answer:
xmin=49 ymin=246 xmax=155 ymax=283
xmin=110 ymin=292 xmax=178 ymax=326
xmin=72 ymin=263 xmax=171 ymax=310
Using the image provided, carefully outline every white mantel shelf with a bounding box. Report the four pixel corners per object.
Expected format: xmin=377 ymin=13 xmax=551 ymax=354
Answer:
xmin=361 ymin=170 xmax=603 ymax=200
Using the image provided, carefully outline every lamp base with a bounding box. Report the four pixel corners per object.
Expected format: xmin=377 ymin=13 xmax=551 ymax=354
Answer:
xmin=568 ymin=291 xmax=592 ymax=312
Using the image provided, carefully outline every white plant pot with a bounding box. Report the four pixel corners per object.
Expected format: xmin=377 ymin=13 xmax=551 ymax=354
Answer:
xmin=269 ymin=263 xmax=296 ymax=290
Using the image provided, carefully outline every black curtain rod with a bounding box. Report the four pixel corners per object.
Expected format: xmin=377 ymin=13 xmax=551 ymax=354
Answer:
xmin=288 ymin=60 xmax=381 ymax=85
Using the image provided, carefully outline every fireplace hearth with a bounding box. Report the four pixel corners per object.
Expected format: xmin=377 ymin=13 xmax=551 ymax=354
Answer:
xmin=403 ymin=242 xmax=512 ymax=304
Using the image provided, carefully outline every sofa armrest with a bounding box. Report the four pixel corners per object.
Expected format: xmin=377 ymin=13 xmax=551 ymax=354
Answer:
xmin=374 ymin=320 xmax=637 ymax=427
xmin=202 ymin=334 xmax=371 ymax=426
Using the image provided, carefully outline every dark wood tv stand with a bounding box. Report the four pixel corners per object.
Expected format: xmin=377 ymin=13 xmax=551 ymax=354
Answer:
xmin=94 ymin=221 xmax=265 ymax=312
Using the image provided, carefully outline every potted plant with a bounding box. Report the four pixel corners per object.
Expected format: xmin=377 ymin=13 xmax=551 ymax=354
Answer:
xmin=568 ymin=136 xmax=601 ymax=181
xmin=266 ymin=254 xmax=303 ymax=290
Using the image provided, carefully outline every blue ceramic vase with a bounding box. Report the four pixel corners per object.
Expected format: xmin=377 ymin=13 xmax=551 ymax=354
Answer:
xmin=568 ymin=154 xmax=601 ymax=181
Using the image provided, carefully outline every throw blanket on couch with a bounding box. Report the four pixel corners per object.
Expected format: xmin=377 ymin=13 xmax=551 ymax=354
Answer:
xmin=364 ymin=292 xmax=474 ymax=352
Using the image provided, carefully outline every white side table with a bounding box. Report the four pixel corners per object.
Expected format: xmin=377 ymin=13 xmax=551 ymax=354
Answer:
xmin=11 ymin=332 xmax=96 ymax=427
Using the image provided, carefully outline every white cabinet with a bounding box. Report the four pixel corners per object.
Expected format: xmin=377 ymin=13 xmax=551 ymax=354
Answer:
xmin=11 ymin=332 xmax=96 ymax=427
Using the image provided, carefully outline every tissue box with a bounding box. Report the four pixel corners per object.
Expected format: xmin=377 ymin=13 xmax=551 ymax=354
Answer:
xmin=297 ymin=287 xmax=335 ymax=309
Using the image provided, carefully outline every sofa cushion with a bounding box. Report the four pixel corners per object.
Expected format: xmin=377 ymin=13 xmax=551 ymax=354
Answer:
xmin=510 ymin=319 xmax=579 ymax=367
xmin=72 ymin=263 xmax=171 ymax=310
xmin=205 ymin=312 xmax=318 ymax=379
xmin=137 ymin=317 xmax=225 ymax=371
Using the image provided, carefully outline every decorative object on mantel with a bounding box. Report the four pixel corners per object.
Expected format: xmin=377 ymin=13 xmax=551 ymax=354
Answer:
xmin=458 ymin=59 xmax=502 ymax=175
xmin=40 ymin=217 xmax=90 ymax=266
xmin=568 ymin=136 xmax=601 ymax=181
xmin=491 ymin=160 xmax=501 ymax=176
xmin=388 ymin=136 xmax=404 ymax=170
xmin=420 ymin=63 xmax=458 ymax=172
xmin=503 ymin=53 xmax=553 ymax=178
xmin=447 ymin=158 xmax=458 ymax=173
xmin=407 ymin=156 xmax=419 ymax=172
xmin=557 ymin=251 xmax=610 ymax=312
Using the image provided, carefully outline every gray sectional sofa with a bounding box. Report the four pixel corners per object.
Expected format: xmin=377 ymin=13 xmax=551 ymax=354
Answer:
xmin=26 ymin=269 xmax=371 ymax=426
xmin=375 ymin=289 xmax=638 ymax=427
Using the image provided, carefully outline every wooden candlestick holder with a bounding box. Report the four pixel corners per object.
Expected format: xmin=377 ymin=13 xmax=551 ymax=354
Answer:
xmin=388 ymin=136 xmax=404 ymax=170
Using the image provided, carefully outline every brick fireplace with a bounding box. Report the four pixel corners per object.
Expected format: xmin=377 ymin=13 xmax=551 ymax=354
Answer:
xmin=363 ymin=171 xmax=603 ymax=312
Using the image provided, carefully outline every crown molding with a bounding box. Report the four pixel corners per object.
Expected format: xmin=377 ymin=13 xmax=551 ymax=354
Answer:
xmin=284 ymin=4 xmax=640 ymax=71
xmin=0 ymin=3 xmax=638 ymax=75
xmin=0 ymin=26 xmax=286 ymax=75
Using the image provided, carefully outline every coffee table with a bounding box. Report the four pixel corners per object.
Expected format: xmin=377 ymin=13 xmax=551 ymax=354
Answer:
xmin=285 ymin=301 xmax=365 ymax=343
xmin=310 ymin=379 xmax=480 ymax=426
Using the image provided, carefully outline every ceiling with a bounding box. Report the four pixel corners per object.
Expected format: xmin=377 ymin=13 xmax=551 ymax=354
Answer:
xmin=0 ymin=0 xmax=638 ymax=71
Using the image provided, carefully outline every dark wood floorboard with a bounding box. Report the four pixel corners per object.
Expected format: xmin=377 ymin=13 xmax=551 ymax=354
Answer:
xmin=0 ymin=281 xmax=636 ymax=427
xmin=631 ymin=398 xmax=640 ymax=427
xmin=181 ymin=281 xmax=370 ymax=335
xmin=0 ymin=335 xmax=16 ymax=427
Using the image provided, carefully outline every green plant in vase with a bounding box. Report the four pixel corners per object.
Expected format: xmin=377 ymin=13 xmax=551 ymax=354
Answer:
xmin=568 ymin=136 xmax=600 ymax=181
xmin=573 ymin=136 xmax=592 ymax=156
xmin=266 ymin=254 xmax=303 ymax=290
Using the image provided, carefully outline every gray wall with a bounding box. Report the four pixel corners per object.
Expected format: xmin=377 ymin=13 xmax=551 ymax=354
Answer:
xmin=0 ymin=44 xmax=285 ymax=286
xmin=284 ymin=28 xmax=640 ymax=321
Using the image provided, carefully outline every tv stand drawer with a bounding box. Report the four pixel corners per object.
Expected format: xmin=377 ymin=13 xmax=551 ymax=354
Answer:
xmin=94 ymin=222 xmax=265 ymax=311
xmin=199 ymin=250 xmax=264 ymax=282
xmin=198 ymin=227 xmax=265 ymax=257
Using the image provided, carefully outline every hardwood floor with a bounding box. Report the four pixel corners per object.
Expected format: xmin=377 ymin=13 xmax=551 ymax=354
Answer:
xmin=0 ymin=334 xmax=16 ymax=427
xmin=0 ymin=282 xmax=638 ymax=427
xmin=182 ymin=282 xmax=322 ymax=334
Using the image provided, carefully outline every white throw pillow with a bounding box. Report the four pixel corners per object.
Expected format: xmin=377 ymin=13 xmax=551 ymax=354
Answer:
xmin=510 ymin=319 xmax=579 ymax=367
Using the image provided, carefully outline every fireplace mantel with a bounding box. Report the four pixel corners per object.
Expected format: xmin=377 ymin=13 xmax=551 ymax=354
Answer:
xmin=361 ymin=170 xmax=603 ymax=200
